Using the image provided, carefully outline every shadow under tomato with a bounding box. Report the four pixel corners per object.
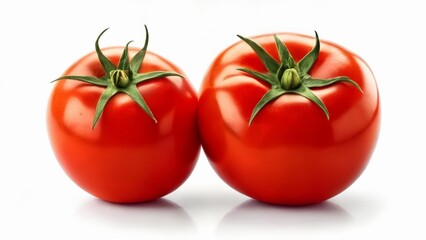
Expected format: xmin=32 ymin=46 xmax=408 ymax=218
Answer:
xmin=215 ymin=199 xmax=353 ymax=237
xmin=75 ymin=198 xmax=197 ymax=236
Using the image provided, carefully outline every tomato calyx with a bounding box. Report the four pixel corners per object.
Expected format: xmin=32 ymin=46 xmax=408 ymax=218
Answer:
xmin=52 ymin=25 xmax=183 ymax=128
xmin=237 ymin=32 xmax=363 ymax=125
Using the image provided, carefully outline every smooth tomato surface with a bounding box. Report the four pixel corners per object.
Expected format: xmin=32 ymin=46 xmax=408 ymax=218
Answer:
xmin=198 ymin=33 xmax=380 ymax=205
xmin=47 ymin=47 xmax=200 ymax=203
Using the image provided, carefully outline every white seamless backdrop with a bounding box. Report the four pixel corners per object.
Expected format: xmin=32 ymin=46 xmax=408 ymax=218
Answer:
xmin=0 ymin=0 xmax=424 ymax=239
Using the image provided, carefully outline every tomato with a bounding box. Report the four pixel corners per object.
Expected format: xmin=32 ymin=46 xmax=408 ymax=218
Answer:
xmin=47 ymin=27 xmax=200 ymax=203
xmin=198 ymin=32 xmax=380 ymax=205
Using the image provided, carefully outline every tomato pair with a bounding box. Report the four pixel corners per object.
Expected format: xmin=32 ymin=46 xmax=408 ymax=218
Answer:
xmin=47 ymin=26 xmax=380 ymax=205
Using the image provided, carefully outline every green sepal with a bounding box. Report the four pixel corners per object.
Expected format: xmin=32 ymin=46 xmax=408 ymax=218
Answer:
xmin=117 ymin=41 xmax=133 ymax=71
xmin=249 ymin=87 xmax=286 ymax=125
xmin=303 ymin=76 xmax=363 ymax=93
xmin=298 ymin=31 xmax=320 ymax=73
xmin=274 ymin=35 xmax=297 ymax=69
xmin=295 ymin=85 xmax=329 ymax=120
xmin=238 ymin=68 xmax=277 ymax=86
xmin=52 ymin=76 xmax=109 ymax=86
xmin=122 ymin=84 xmax=157 ymax=124
xmin=237 ymin=35 xmax=280 ymax=73
xmin=92 ymin=85 xmax=118 ymax=128
xmin=133 ymin=71 xmax=183 ymax=85
xmin=130 ymin=25 xmax=149 ymax=74
xmin=95 ymin=28 xmax=116 ymax=74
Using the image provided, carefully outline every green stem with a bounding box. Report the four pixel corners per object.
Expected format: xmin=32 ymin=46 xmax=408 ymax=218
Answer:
xmin=110 ymin=70 xmax=130 ymax=88
xmin=280 ymin=68 xmax=301 ymax=90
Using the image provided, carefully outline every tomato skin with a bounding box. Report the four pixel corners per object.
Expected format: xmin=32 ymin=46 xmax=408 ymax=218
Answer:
xmin=198 ymin=33 xmax=380 ymax=205
xmin=47 ymin=47 xmax=200 ymax=203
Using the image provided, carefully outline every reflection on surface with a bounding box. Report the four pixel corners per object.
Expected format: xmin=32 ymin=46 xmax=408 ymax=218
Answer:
xmin=75 ymin=198 xmax=197 ymax=236
xmin=216 ymin=199 xmax=353 ymax=237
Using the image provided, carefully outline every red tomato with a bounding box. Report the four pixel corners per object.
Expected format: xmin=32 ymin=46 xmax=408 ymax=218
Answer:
xmin=198 ymin=32 xmax=380 ymax=205
xmin=47 ymin=28 xmax=200 ymax=203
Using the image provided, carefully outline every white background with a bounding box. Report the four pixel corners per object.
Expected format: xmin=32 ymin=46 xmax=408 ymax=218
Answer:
xmin=0 ymin=0 xmax=424 ymax=239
